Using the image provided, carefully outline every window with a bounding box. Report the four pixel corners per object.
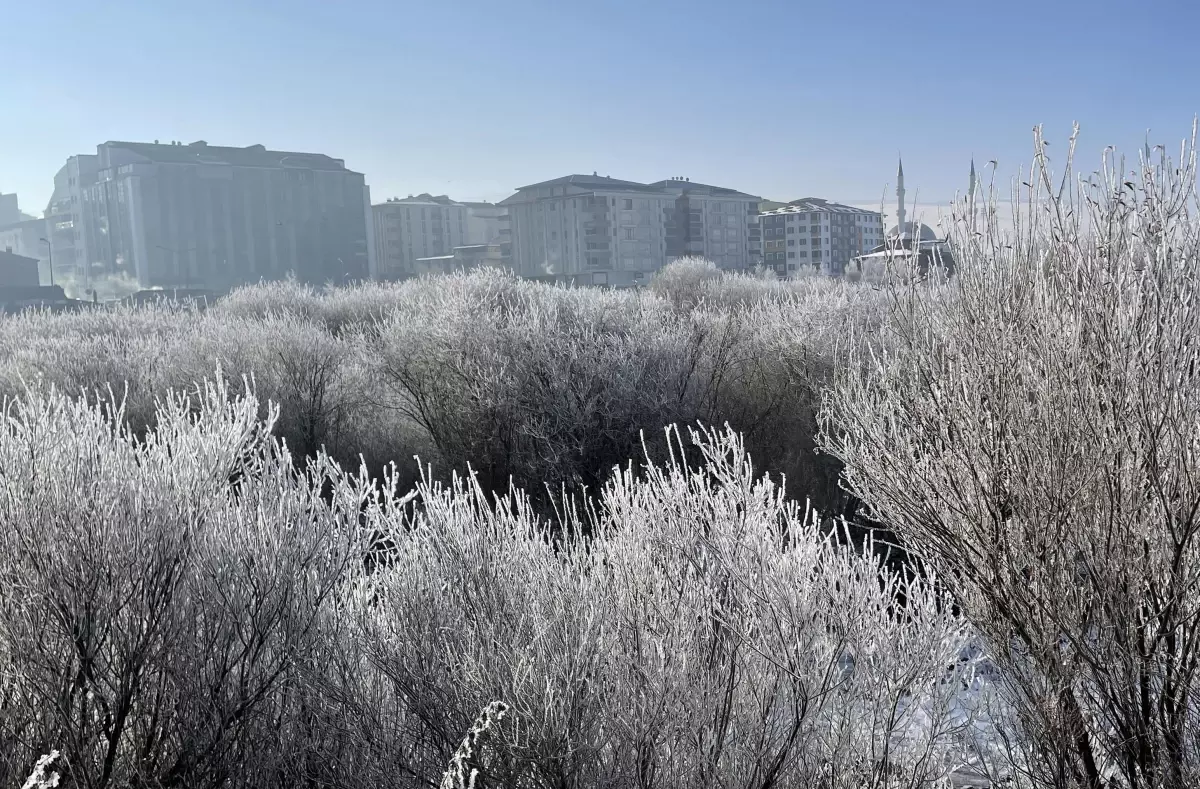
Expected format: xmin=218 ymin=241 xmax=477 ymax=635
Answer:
xmin=624 ymin=228 xmax=635 ymax=240
xmin=788 ymin=263 xmax=797 ymax=270
xmin=623 ymin=199 xmax=633 ymax=210
xmin=787 ymin=240 xmax=795 ymax=247
xmin=788 ymin=252 xmax=796 ymax=259
xmin=551 ymin=231 xmax=558 ymax=240
xmin=787 ymin=227 xmax=795 ymax=234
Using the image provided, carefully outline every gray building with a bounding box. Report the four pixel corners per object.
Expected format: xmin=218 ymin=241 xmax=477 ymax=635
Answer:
xmin=45 ymin=154 xmax=100 ymax=282
xmin=0 ymin=218 xmax=49 ymax=282
xmin=0 ymin=194 xmax=20 ymax=227
xmin=498 ymin=174 xmax=760 ymax=282
xmin=650 ymin=178 xmax=761 ymax=271
xmin=371 ymin=194 xmax=468 ymax=281
xmin=79 ymin=140 xmax=372 ymax=290
xmin=758 ymin=198 xmax=884 ymax=277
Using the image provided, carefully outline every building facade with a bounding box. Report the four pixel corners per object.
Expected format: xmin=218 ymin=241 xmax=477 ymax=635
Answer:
xmin=45 ymin=154 xmax=100 ymax=283
xmin=78 ymin=140 xmax=371 ymax=290
xmin=371 ymin=194 xmax=467 ymax=280
xmin=0 ymin=219 xmax=48 ymax=282
xmin=0 ymin=194 xmax=20 ymax=227
xmin=758 ymin=198 xmax=884 ymax=276
xmin=651 ymin=178 xmax=761 ymax=271
xmin=462 ymin=201 xmax=505 ymax=245
xmin=498 ymin=174 xmax=760 ymax=283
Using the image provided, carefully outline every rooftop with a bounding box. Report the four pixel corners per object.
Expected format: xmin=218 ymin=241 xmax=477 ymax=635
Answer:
xmin=647 ymin=179 xmax=760 ymax=199
xmin=505 ymin=174 xmax=759 ymax=203
xmin=102 ymin=140 xmax=353 ymax=172
xmin=514 ymin=174 xmax=662 ymax=193
xmin=376 ymin=193 xmax=462 ymax=208
xmin=0 ymin=249 xmax=38 ymax=264
xmin=761 ymin=198 xmax=881 ymax=216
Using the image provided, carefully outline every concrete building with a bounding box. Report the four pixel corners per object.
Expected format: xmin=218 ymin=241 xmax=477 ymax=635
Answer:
xmin=43 ymin=154 xmax=101 ymax=284
xmin=651 ymin=178 xmax=761 ymax=271
xmin=77 ymin=140 xmax=370 ymax=290
xmin=0 ymin=250 xmax=41 ymax=288
xmin=498 ymin=174 xmax=760 ymax=285
xmin=414 ymin=243 xmax=505 ymax=276
xmin=0 ymin=218 xmax=49 ymax=282
xmin=461 ymin=201 xmax=506 ymax=245
xmin=371 ymin=194 xmax=467 ymax=280
xmin=758 ymin=198 xmax=885 ymax=276
xmin=0 ymin=194 xmax=21 ymax=227
xmin=498 ymin=175 xmax=674 ymax=284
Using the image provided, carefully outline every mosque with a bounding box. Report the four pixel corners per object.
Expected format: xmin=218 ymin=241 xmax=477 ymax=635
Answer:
xmin=850 ymin=158 xmax=964 ymax=277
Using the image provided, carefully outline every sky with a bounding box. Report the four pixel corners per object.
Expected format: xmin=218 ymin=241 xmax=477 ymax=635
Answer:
xmin=2 ymin=0 xmax=1198 ymax=224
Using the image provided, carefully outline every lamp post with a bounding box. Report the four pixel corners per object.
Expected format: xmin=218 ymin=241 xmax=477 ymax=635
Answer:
xmin=38 ymin=238 xmax=54 ymax=287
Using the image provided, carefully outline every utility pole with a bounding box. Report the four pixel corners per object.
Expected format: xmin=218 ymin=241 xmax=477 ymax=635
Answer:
xmin=38 ymin=237 xmax=54 ymax=287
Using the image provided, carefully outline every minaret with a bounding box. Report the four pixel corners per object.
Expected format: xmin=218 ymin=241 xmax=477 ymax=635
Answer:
xmin=968 ymin=157 xmax=977 ymax=198
xmin=896 ymin=156 xmax=907 ymax=230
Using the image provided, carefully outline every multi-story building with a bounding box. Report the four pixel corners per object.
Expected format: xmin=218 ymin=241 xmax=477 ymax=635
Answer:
xmin=45 ymin=154 xmax=100 ymax=282
xmin=461 ymin=201 xmax=505 ymax=245
xmin=498 ymin=174 xmax=760 ymax=286
xmin=371 ymin=194 xmax=467 ymax=280
xmin=758 ymin=198 xmax=884 ymax=277
xmin=651 ymin=178 xmax=761 ymax=271
xmin=78 ymin=140 xmax=372 ymax=290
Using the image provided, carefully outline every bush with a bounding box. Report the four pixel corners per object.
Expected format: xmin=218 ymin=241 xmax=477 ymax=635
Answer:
xmin=0 ymin=379 xmax=363 ymax=788
xmin=0 ymin=383 xmax=1005 ymax=788
xmin=349 ymin=424 xmax=992 ymax=788
xmin=824 ymin=125 xmax=1200 ymax=787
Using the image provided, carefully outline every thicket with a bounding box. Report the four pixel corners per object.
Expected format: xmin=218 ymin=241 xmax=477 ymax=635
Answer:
xmin=0 ymin=382 xmax=998 ymax=788
xmin=825 ymin=125 xmax=1200 ymax=788
xmin=0 ymin=259 xmax=880 ymax=519
xmin=3 ymin=125 xmax=1198 ymax=788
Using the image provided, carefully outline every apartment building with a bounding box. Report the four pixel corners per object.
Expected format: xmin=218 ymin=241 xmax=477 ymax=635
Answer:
xmin=371 ymin=194 xmax=467 ymax=280
xmin=45 ymin=154 xmax=99 ymax=281
xmin=758 ymin=198 xmax=884 ymax=276
xmin=78 ymin=140 xmax=372 ymax=290
xmin=461 ymin=201 xmax=505 ymax=245
xmin=499 ymin=174 xmax=760 ymax=285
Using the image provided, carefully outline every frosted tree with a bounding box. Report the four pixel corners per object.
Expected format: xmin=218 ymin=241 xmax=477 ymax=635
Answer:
xmin=825 ymin=124 xmax=1200 ymax=788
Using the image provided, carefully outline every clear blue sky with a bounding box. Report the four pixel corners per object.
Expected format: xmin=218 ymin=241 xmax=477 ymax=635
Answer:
xmin=2 ymin=0 xmax=1197 ymax=215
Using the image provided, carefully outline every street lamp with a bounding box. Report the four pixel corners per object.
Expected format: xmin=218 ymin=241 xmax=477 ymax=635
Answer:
xmin=38 ymin=238 xmax=54 ymax=287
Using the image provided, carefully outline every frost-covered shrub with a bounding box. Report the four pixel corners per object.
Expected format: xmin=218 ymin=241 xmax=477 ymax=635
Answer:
xmin=825 ymin=126 xmax=1200 ymax=787
xmin=0 ymin=261 xmax=887 ymax=520
xmin=350 ymin=425 xmax=999 ymax=788
xmin=0 ymin=380 xmax=363 ymax=789
xmin=0 ymin=304 xmax=197 ymax=433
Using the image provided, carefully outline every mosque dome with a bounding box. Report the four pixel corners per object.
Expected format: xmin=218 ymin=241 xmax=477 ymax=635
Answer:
xmin=886 ymin=221 xmax=939 ymax=242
